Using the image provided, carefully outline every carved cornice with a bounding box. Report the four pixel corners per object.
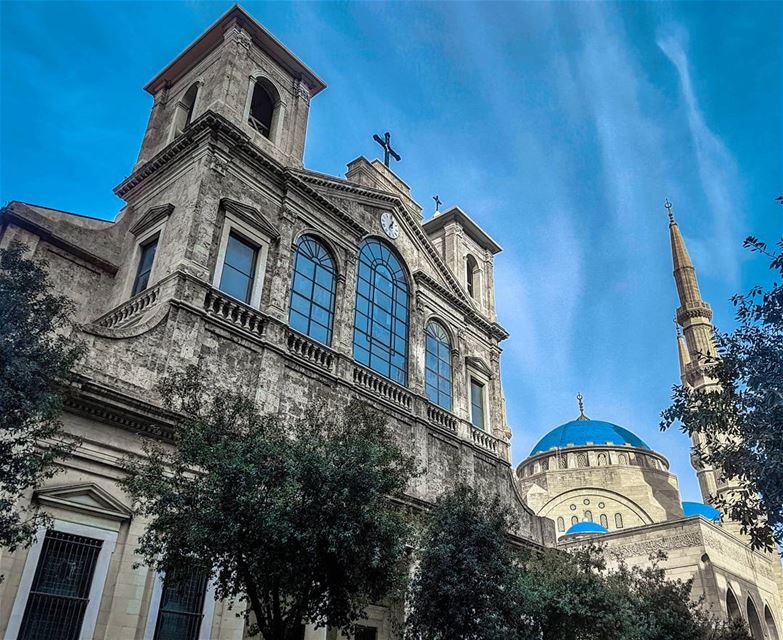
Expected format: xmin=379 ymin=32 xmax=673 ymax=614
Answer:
xmin=676 ymin=303 xmax=713 ymax=323
xmin=414 ymin=271 xmax=509 ymax=341
xmin=129 ymin=203 xmax=174 ymax=236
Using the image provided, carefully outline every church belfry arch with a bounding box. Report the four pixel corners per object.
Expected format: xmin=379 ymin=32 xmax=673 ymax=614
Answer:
xmin=245 ymin=75 xmax=283 ymax=143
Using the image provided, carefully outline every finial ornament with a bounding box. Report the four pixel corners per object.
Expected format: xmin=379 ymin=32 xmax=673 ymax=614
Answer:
xmin=576 ymin=392 xmax=589 ymax=420
xmin=664 ymin=198 xmax=675 ymax=224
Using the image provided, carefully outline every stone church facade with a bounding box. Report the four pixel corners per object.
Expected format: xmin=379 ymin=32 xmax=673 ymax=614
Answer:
xmin=0 ymin=6 xmax=550 ymax=640
xmin=0 ymin=6 xmax=780 ymax=640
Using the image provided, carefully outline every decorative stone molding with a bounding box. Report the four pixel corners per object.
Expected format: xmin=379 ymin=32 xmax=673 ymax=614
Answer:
xmin=293 ymin=77 xmax=311 ymax=103
xmin=220 ymin=197 xmax=280 ymax=240
xmin=129 ymin=203 xmax=174 ymax=237
xmin=94 ymin=283 xmax=161 ymax=329
xmin=605 ymin=532 xmax=703 ymax=559
xmin=35 ymin=483 xmax=132 ymax=522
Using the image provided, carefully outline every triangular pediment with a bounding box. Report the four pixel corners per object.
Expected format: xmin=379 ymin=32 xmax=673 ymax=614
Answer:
xmin=130 ymin=203 xmax=174 ymax=236
xmin=466 ymin=356 xmax=493 ymax=378
xmin=221 ymin=198 xmax=280 ymax=240
xmin=35 ymin=483 xmax=132 ymax=521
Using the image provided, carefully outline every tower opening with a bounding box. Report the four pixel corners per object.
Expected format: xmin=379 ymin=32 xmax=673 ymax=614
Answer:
xmin=248 ymin=79 xmax=277 ymax=138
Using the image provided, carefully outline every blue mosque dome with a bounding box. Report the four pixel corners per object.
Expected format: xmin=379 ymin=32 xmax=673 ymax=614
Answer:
xmin=529 ymin=418 xmax=651 ymax=456
xmin=682 ymin=501 xmax=721 ymax=522
xmin=565 ymin=521 xmax=609 ymax=535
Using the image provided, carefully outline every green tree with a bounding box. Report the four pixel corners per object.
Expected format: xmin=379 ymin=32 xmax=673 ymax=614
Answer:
xmin=121 ymin=366 xmax=415 ymax=640
xmin=0 ymin=240 xmax=82 ymax=552
xmin=662 ymin=235 xmax=783 ymax=550
xmin=405 ymin=484 xmax=535 ymax=640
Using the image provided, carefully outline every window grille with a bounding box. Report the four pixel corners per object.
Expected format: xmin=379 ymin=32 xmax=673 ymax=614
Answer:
xmin=559 ymin=455 xmax=568 ymax=469
xmin=541 ymin=457 xmax=549 ymax=471
xmin=219 ymin=233 xmax=257 ymax=304
xmin=597 ymin=453 xmax=608 ymax=466
xmin=18 ymin=530 xmax=102 ymax=640
xmin=133 ymin=237 xmax=159 ymax=296
xmin=577 ymin=453 xmax=589 ymax=467
xmin=353 ymin=239 xmax=409 ymax=385
xmin=289 ymin=236 xmax=336 ymax=345
xmin=153 ymin=570 xmax=208 ymax=640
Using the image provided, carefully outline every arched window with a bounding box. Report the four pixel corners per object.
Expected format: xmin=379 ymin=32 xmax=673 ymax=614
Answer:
xmin=172 ymin=83 xmax=199 ymax=137
xmin=541 ymin=457 xmax=549 ymax=471
xmin=571 ymin=516 xmax=578 ymax=526
xmin=558 ymin=455 xmax=568 ymax=469
xmin=615 ymin=513 xmax=623 ymax=529
xmin=577 ymin=453 xmax=589 ymax=468
xmin=557 ymin=517 xmax=565 ymax=532
xmin=765 ymin=604 xmax=780 ymax=640
xmin=289 ymin=236 xmax=336 ymax=345
xmin=584 ymin=511 xmax=593 ymax=522
xmin=618 ymin=453 xmax=628 ymax=465
xmin=747 ymin=598 xmax=764 ymax=639
xmin=425 ymin=321 xmax=452 ymax=409
xmin=597 ymin=453 xmax=608 ymax=466
xmin=466 ymin=255 xmax=479 ymax=299
xmin=726 ymin=589 xmax=741 ymax=620
xmin=600 ymin=514 xmax=608 ymax=528
xmin=248 ymin=78 xmax=278 ymax=139
xmin=353 ymin=239 xmax=409 ymax=385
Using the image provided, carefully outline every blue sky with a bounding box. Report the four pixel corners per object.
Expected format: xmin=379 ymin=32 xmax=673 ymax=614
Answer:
xmin=2 ymin=1 xmax=781 ymax=502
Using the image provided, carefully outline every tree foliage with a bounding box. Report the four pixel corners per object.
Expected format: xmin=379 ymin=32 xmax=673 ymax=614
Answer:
xmin=405 ymin=485 xmax=532 ymax=640
xmin=406 ymin=485 xmax=751 ymax=640
xmin=0 ymin=240 xmax=82 ymax=552
xmin=662 ymin=235 xmax=783 ymax=550
xmin=121 ymin=366 xmax=416 ymax=640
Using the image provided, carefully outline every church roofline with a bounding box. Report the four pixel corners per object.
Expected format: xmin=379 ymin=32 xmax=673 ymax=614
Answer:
xmin=144 ymin=4 xmax=326 ymax=97
xmin=422 ymin=205 xmax=502 ymax=254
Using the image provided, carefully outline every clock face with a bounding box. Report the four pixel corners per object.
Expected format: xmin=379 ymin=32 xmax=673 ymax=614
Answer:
xmin=380 ymin=212 xmax=399 ymax=239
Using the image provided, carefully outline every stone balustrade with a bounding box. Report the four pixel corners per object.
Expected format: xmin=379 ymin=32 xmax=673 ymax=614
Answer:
xmin=352 ymin=365 xmax=413 ymax=411
xmin=96 ymin=285 xmax=160 ymax=328
xmin=286 ymin=329 xmax=335 ymax=371
xmin=203 ymin=289 xmax=267 ymax=338
xmin=471 ymin=425 xmax=500 ymax=454
xmin=426 ymin=403 xmax=458 ymax=433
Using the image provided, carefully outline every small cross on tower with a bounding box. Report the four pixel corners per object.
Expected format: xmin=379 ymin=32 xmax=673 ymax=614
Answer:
xmin=433 ymin=195 xmax=442 ymax=213
xmin=373 ymin=131 xmax=401 ymax=168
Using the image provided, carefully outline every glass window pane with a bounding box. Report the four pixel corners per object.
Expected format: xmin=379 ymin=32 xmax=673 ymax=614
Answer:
xmin=288 ymin=237 xmax=335 ymax=345
xmin=219 ymin=265 xmax=252 ymax=303
xmin=225 ymin=234 xmax=256 ymax=276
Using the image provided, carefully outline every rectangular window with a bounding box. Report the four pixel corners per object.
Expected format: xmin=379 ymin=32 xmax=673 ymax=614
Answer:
xmin=132 ymin=237 xmax=159 ymax=296
xmin=219 ymin=233 xmax=258 ymax=303
xmin=153 ymin=570 xmax=208 ymax=640
xmin=18 ymin=530 xmax=103 ymax=640
xmin=355 ymin=626 xmax=378 ymax=640
xmin=470 ymin=379 xmax=485 ymax=430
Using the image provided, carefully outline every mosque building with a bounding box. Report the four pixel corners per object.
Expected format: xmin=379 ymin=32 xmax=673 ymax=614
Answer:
xmin=515 ymin=208 xmax=783 ymax=637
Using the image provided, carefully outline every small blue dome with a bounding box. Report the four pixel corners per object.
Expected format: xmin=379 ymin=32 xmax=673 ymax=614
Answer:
xmin=682 ymin=502 xmax=721 ymax=522
xmin=530 ymin=419 xmax=650 ymax=456
xmin=565 ymin=521 xmax=608 ymax=535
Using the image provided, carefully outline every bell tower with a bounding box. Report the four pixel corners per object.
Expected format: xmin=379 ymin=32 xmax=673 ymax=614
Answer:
xmin=134 ymin=5 xmax=325 ymax=170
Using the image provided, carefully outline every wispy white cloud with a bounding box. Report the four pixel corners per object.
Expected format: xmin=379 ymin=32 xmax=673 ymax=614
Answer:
xmin=658 ymin=29 xmax=742 ymax=284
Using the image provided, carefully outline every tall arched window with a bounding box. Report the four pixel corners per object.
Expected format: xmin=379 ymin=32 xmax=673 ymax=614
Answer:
xmin=571 ymin=516 xmax=578 ymax=526
xmin=559 ymin=455 xmax=568 ymax=469
xmin=615 ymin=513 xmax=623 ymax=529
xmin=425 ymin=321 xmax=452 ymax=409
xmin=584 ymin=510 xmax=593 ymax=522
xmin=289 ymin=236 xmax=336 ymax=345
xmin=353 ymin=239 xmax=409 ymax=385
xmin=248 ymin=78 xmax=278 ymax=139
xmin=557 ymin=517 xmax=565 ymax=532
xmin=618 ymin=453 xmax=628 ymax=465
xmin=600 ymin=514 xmax=608 ymax=528
xmin=577 ymin=453 xmax=589 ymax=468
xmin=597 ymin=453 xmax=608 ymax=466
xmin=466 ymin=254 xmax=479 ymax=299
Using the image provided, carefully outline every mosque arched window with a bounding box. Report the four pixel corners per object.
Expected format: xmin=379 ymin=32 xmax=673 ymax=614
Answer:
xmin=597 ymin=453 xmax=608 ymax=466
xmin=425 ymin=320 xmax=452 ymax=409
xmin=289 ymin=236 xmax=336 ymax=345
xmin=558 ymin=455 xmax=568 ymax=469
xmin=615 ymin=513 xmax=623 ymax=529
xmin=747 ymin=597 xmax=765 ymax=639
xmin=764 ymin=604 xmax=780 ymax=640
xmin=541 ymin=458 xmax=549 ymax=471
xmin=584 ymin=510 xmax=593 ymax=522
xmin=571 ymin=516 xmax=578 ymax=527
xmin=618 ymin=453 xmax=628 ymax=465
xmin=600 ymin=514 xmax=608 ymax=528
xmin=577 ymin=453 xmax=589 ymax=468
xmin=353 ymin=239 xmax=409 ymax=385
xmin=557 ymin=517 xmax=565 ymax=532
